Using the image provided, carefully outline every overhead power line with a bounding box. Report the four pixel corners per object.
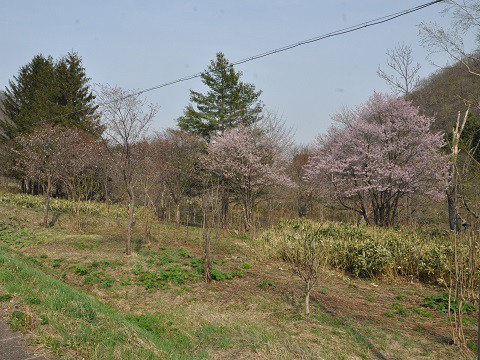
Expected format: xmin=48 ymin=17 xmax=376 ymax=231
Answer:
xmin=3 ymin=0 xmax=444 ymax=133
xmin=136 ymin=0 xmax=444 ymax=95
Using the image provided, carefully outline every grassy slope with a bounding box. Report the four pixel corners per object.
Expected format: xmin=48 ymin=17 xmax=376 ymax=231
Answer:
xmin=0 ymin=197 xmax=477 ymax=359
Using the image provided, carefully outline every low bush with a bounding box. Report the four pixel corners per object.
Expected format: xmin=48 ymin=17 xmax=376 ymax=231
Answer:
xmin=134 ymin=264 xmax=201 ymax=289
xmin=258 ymin=279 xmax=276 ymax=289
xmin=9 ymin=311 xmax=33 ymax=332
xmin=0 ymin=293 xmax=12 ymax=302
xmin=258 ymin=219 xmax=464 ymax=284
xmin=73 ymin=265 xmax=88 ymax=276
xmin=422 ymin=293 xmax=476 ymax=314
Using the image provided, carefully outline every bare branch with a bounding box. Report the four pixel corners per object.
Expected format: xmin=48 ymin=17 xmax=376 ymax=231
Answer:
xmin=377 ymin=42 xmax=421 ymax=98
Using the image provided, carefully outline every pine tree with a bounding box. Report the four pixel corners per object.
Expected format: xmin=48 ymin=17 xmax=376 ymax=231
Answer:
xmin=177 ymin=52 xmax=263 ymax=140
xmin=2 ymin=55 xmax=57 ymax=139
xmin=54 ymin=52 xmax=100 ymax=135
xmin=1 ymin=52 xmax=99 ymax=140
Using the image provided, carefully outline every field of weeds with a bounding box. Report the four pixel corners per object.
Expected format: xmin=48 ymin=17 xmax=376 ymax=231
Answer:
xmin=0 ymin=194 xmax=477 ymax=359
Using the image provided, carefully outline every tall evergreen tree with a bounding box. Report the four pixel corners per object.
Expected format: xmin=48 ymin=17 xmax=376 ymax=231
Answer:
xmin=2 ymin=55 xmax=56 ymax=139
xmin=55 ymin=52 xmax=100 ymax=135
xmin=1 ymin=52 xmax=99 ymax=140
xmin=177 ymin=52 xmax=263 ymax=140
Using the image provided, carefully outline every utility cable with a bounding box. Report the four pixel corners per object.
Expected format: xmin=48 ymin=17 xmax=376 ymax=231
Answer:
xmin=1 ymin=0 xmax=444 ymax=134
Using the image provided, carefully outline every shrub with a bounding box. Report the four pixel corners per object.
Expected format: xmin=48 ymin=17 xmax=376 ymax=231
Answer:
xmin=73 ymin=265 xmax=88 ymax=276
xmin=9 ymin=311 xmax=33 ymax=332
xmin=258 ymin=219 xmax=456 ymax=283
xmin=84 ymin=275 xmax=101 ymax=285
xmin=423 ymin=293 xmax=476 ymax=314
xmin=100 ymin=278 xmax=115 ymax=289
xmin=39 ymin=314 xmax=49 ymax=325
xmin=336 ymin=239 xmax=391 ymax=277
xmin=178 ymin=248 xmax=194 ymax=258
xmin=51 ymin=259 xmax=63 ymax=268
xmin=0 ymin=193 xmax=141 ymax=219
xmin=210 ymin=267 xmax=233 ymax=281
xmin=25 ymin=296 xmax=41 ymax=305
xmin=135 ymin=264 xmax=201 ymax=289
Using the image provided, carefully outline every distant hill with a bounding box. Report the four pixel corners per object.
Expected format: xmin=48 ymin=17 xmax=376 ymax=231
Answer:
xmin=412 ymin=55 xmax=480 ymax=133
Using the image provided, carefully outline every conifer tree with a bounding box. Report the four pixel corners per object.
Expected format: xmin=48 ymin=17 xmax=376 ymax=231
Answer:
xmin=55 ymin=52 xmax=100 ymax=135
xmin=2 ymin=55 xmax=57 ymax=139
xmin=177 ymin=52 xmax=263 ymax=140
xmin=1 ymin=52 xmax=99 ymax=140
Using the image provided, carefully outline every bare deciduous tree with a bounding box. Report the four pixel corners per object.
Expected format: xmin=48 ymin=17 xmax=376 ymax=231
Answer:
xmin=97 ymin=85 xmax=157 ymax=255
xmin=377 ymin=42 xmax=421 ymax=98
xmin=288 ymin=146 xmax=312 ymax=218
xmin=420 ymin=4 xmax=480 ymax=347
xmin=135 ymin=138 xmax=164 ymax=242
xmin=159 ymin=130 xmax=203 ymax=226
xmin=419 ymin=0 xmax=480 ymax=77
xmin=278 ymin=221 xmax=331 ymax=315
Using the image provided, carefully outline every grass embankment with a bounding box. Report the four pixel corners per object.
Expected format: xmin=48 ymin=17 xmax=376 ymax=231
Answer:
xmin=0 ymin=193 xmax=477 ymax=359
xmin=0 ymin=245 xmax=196 ymax=359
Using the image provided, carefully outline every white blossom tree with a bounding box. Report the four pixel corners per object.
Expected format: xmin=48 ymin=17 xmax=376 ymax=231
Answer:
xmin=204 ymin=126 xmax=292 ymax=230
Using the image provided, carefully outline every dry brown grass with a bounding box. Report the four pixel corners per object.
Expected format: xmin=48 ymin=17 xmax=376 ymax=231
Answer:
xmin=0 ymin=202 xmax=477 ymax=359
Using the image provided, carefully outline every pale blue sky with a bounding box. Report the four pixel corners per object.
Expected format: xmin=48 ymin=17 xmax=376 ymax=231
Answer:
xmin=0 ymin=1 xmax=476 ymax=144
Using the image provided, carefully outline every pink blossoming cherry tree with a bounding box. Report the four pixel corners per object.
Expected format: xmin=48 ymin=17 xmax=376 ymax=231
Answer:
xmin=305 ymin=92 xmax=449 ymax=227
xmin=204 ymin=126 xmax=292 ymax=231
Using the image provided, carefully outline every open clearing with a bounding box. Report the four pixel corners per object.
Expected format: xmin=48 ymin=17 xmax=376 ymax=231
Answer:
xmin=0 ymin=201 xmax=477 ymax=359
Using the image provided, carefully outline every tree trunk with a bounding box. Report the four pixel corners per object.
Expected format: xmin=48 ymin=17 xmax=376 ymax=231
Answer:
xmin=305 ymin=287 xmax=311 ymax=316
xmin=175 ymin=202 xmax=181 ymax=226
xmin=448 ymin=109 xmax=469 ymax=233
xmin=220 ymin=180 xmax=229 ymax=227
xmin=297 ymin=194 xmax=307 ymax=217
xmin=160 ymin=186 xmax=166 ymax=221
xmin=221 ymin=195 xmax=228 ymax=226
xmin=43 ymin=178 xmax=52 ymax=228
xmin=103 ymin=175 xmax=110 ymax=213
xmin=447 ymin=190 xmax=460 ymax=232
xmin=43 ymin=192 xmax=50 ymax=228
xmin=202 ymin=193 xmax=212 ymax=282
xmin=126 ymin=198 xmax=134 ymax=255
xmin=203 ymin=227 xmax=212 ymax=282
xmin=242 ymin=200 xmax=253 ymax=232
xmin=74 ymin=190 xmax=82 ymax=231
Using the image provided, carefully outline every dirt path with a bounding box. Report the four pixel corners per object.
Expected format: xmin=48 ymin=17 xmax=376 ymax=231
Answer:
xmin=0 ymin=318 xmax=47 ymax=360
